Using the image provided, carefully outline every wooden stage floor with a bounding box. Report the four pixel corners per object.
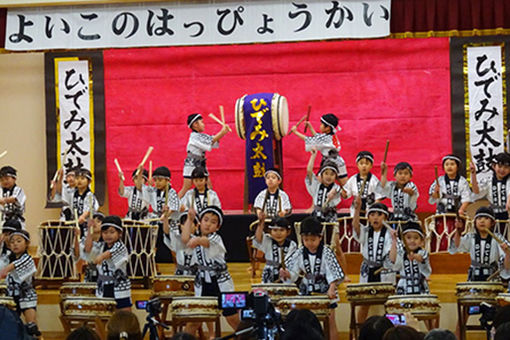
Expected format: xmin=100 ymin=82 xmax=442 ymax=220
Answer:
xmin=41 ymin=253 xmax=494 ymax=340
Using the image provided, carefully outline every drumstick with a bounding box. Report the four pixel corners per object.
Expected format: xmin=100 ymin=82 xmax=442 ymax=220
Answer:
xmin=288 ymin=113 xmax=308 ymax=135
xmin=209 ymin=113 xmax=232 ymax=132
xmin=50 ymin=147 xmax=71 ymax=189
xmin=148 ymin=160 xmax=152 ymax=182
xmin=487 ymin=269 xmax=501 ymax=282
xmin=164 ymin=183 xmax=169 ymax=206
xmin=0 ymin=150 xmax=7 ymax=159
xmin=303 ymin=106 xmax=312 ymax=133
xmin=219 ymin=105 xmax=225 ymax=124
xmin=383 ymin=140 xmax=390 ymax=163
xmin=74 ymin=209 xmax=80 ymax=230
xmin=135 ymin=146 xmax=154 ymax=177
xmin=114 ymin=158 xmax=125 ymax=181
xmin=485 ymin=228 xmax=505 ymax=245
xmin=434 ymin=166 xmax=439 ymax=188
xmin=374 ymin=266 xmax=386 ymax=275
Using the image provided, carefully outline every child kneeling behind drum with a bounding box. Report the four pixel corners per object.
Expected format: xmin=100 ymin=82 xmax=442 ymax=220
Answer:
xmin=281 ymin=216 xmax=345 ymax=340
xmin=0 ymin=229 xmax=41 ymax=337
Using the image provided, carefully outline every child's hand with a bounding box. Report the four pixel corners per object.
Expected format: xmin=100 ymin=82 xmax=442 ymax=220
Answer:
xmin=290 ymin=126 xmax=297 ymax=134
xmin=0 ymin=267 xmax=8 ymax=279
xmin=118 ymin=171 xmax=124 ymax=181
xmin=327 ymin=284 xmax=338 ymax=299
xmin=0 ymin=198 xmax=5 ymax=205
xmin=326 ymin=188 xmax=337 ymax=202
xmin=278 ymin=211 xmax=287 ymax=217
xmin=187 ymin=238 xmax=200 ymax=248
xmin=279 ymin=268 xmax=290 ymax=280
xmin=188 ymin=208 xmax=196 ymax=221
xmin=305 ymin=121 xmax=313 ymax=130
xmin=343 ymin=275 xmax=352 ymax=283
xmin=470 ymin=161 xmax=477 ymax=174
xmin=458 ymin=208 xmax=465 ymax=217
xmin=162 ymin=205 xmax=170 ymax=217
xmin=381 ymin=162 xmax=387 ymax=174
xmin=310 ymin=147 xmax=317 ymax=155
xmin=257 ymin=210 xmax=266 ymax=221
xmin=354 ymin=196 xmax=362 ymax=211
xmin=409 ymin=253 xmax=424 ymax=263
xmin=402 ymin=187 xmax=415 ymax=196
xmin=78 ymin=216 xmax=86 ymax=224
xmin=501 ymin=242 xmax=510 ymax=254
xmin=389 ymin=228 xmax=398 ymax=241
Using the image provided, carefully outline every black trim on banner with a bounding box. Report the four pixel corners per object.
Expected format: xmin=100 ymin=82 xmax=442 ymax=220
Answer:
xmin=44 ymin=51 xmax=105 ymax=208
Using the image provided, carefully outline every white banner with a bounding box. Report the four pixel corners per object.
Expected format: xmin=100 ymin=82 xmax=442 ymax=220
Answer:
xmin=467 ymin=45 xmax=506 ymax=182
xmin=5 ymin=0 xmax=390 ymax=51
xmin=57 ymin=59 xmax=94 ymax=187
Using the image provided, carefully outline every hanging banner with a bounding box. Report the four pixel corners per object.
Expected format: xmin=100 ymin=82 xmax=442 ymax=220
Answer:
xmin=5 ymin=0 xmax=390 ymax=51
xmin=466 ymin=44 xmax=507 ymax=182
xmin=45 ymin=51 xmax=105 ymax=207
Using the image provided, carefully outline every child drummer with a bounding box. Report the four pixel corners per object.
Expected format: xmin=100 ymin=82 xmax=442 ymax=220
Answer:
xmin=0 ymin=166 xmax=26 ymax=227
xmin=253 ymin=168 xmax=292 ymax=219
xmin=179 ymin=113 xmax=230 ymax=198
xmin=282 ymin=216 xmax=344 ymax=340
xmin=180 ymin=167 xmax=222 ymax=214
xmin=352 ymin=197 xmax=398 ymax=323
xmin=380 ymin=161 xmax=419 ymax=221
xmin=118 ymin=168 xmax=150 ymax=220
xmin=254 ymin=212 xmax=296 ymax=283
xmin=162 ymin=209 xmax=197 ymax=276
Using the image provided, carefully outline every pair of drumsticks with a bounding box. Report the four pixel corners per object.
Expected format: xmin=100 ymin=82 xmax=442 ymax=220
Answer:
xmin=289 ymin=106 xmax=312 ymax=135
xmin=114 ymin=146 xmax=154 ymax=183
xmin=209 ymin=105 xmax=232 ymax=132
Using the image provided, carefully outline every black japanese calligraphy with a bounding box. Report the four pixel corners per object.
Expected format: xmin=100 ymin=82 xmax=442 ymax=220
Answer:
xmin=112 ymin=12 xmax=139 ymax=39
xmin=473 ymin=121 xmax=501 ymax=148
xmin=257 ymin=14 xmax=274 ymax=34
xmin=147 ymin=9 xmax=174 ymax=36
xmin=183 ymin=21 xmax=205 ymax=37
xmin=325 ymin=1 xmax=353 ymax=29
xmin=78 ymin=14 xmax=101 ymax=41
xmin=65 ymin=132 xmax=89 ymax=156
xmin=216 ymin=6 xmax=245 ymax=36
xmin=63 ymin=111 xmax=86 ymax=131
xmin=9 ymin=15 xmax=33 ymax=43
xmin=288 ymin=2 xmax=312 ymax=32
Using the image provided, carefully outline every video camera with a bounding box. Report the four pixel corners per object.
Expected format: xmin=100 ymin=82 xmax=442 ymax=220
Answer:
xmin=136 ymin=297 xmax=162 ymax=316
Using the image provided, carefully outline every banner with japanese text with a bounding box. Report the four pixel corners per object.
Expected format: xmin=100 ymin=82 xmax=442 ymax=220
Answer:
xmin=5 ymin=0 xmax=390 ymax=51
xmin=45 ymin=52 xmax=105 ymax=207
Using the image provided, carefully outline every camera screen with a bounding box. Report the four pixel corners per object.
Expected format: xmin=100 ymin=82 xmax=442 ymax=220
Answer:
xmin=385 ymin=314 xmax=406 ymax=326
xmin=468 ymin=306 xmax=481 ymax=315
xmin=220 ymin=292 xmax=248 ymax=309
xmin=136 ymin=300 xmax=148 ymax=310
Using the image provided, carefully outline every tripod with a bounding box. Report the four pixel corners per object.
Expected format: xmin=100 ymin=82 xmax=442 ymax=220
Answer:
xmin=141 ymin=314 xmax=170 ymax=340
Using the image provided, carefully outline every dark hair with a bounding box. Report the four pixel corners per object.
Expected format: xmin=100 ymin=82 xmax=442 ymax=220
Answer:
xmin=170 ymin=333 xmax=198 ymax=340
xmin=359 ymin=315 xmax=393 ymax=340
xmin=106 ymin=311 xmax=142 ymax=340
xmin=495 ymin=322 xmax=510 ymax=340
xmin=191 ymin=167 xmax=207 ymax=179
xmin=494 ymin=305 xmax=510 ymax=328
xmin=382 ymin=326 xmax=424 ymax=340
xmin=283 ymin=309 xmax=324 ymax=339
xmin=66 ymin=326 xmax=101 ymax=340
xmin=424 ymin=328 xmax=456 ymax=340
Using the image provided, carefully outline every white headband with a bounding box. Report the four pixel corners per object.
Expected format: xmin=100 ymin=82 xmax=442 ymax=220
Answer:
xmin=474 ymin=213 xmax=495 ymax=221
xmin=319 ymin=165 xmax=338 ymax=176
xmin=442 ymin=155 xmax=461 ymax=164
xmin=356 ymin=154 xmax=374 ymax=163
xmin=10 ymin=231 xmax=29 ymax=241
xmin=366 ymin=208 xmax=389 ymax=217
xmin=101 ymin=222 xmax=123 ymax=231
xmin=188 ymin=114 xmax=202 ymax=128
xmin=264 ymin=170 xmax=282 ymax=180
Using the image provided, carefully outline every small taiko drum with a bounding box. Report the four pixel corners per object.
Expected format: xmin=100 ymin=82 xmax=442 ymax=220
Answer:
xmin=456 ymin=282 xmax=505 ymax=303
xmin=59 ymin=282 xmax=97 ymax=299
xmin=121 ymin=219 xmax=158 ymax=279
xmin=496 ymin=293 xmax=510 ymax=306
xmin=385 ymin=294 xmax=441 ymax=317
xmin=251 ymin=283 xmax=298 ymax=303
xmin=425 ymin=213 xmax=465 ymax=253
xmin=171 ymin=297 xmax=219 ymax=319
xmin=61 ymin=297 xmax=116 ymax=317
xmin=235 ymin=93 xmax=289 ymax=141
xmin=0 ymin=296 xmax=16 ymax=310
xmin=346 ymin=283 xmax=396 ymax=303
xmin=152 ymin=275 xmax=195 ymax=297
xmin=337 ymin=216 xmax=364 ymax=253
xmin=0 ymin=282 xmax=8 ymax=296
xmin=277 ymin=296 xmax=331 ymax=318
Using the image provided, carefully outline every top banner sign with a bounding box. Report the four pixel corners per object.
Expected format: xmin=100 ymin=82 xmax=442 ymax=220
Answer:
xmin=5 ymin=0 xmax=390 ymax=51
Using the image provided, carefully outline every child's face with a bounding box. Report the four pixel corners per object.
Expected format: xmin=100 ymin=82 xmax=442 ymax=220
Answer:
xmin=357 ymin=158 xmax=373 ymax=176
xmin=192 ymin=119 xmax=205 ymax=133
xmin=76 ymin=175 xmax=90 ymax=190
xmin=395 ymin=169 xmax=412 ymax=186
xmin=404 ymin=232 xmax=423 ymax=251
xmin=368 ymin=211 xmax=386 ymax=229
xmin=101 ymin=226 xmax=121 ymax=245
xmin=91 ymin=218 xmax=102 ymax=234
xmin=66 ymin=173 xmax=76 ymax=187
xmin=193 ymin=177 xmax=207 ymax=191
xmin=270 ymin=227 xmax=290 ymax=244
xmin=320 ymin=169 xmax=337 ymax=186
xmin=443 ymin=160 xmax=458 ymax=178
xmin=0 ymin=176 xmax=15 ymax=189
xmin=302 ymin=235 xmax=321 ymax=253
xmin=475 ymin=216 xmax=495 ymax=232
xmin=154 ymin=177 xmax=169 ymax=190
xmin=265 ymin=173 xmax=281 ymax=190
xmin=493 ymin=163 xmax=510 ymax=180
xmin=200 ymin=212 xmax=219 ymax=235
xmin=9 ymin=235 xmax=27 ymax=255
xmin=319 ymin=123 xmax=331 ymax=134
xmin=1 ymin=232 xmax=11 ymax=245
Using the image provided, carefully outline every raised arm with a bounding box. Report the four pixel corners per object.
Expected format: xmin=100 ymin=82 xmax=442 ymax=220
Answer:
xmin=212 ymin=125 xmax=230 ymax=144
xmin=181 ymin=208 xmax=196 ymax=244
xmin=306 ymin=149 xmax=318 ymax=180
xmin=352 ymin=196 xmax=362 ymax=237
xmin=470 ymin=162 xmax=479 ymax=194
xmin=290 ymin=126 xmax=307 ymax=141
xmin=255 ymin=212 xmax=266 ymax=244
xmin=380 ymin=162 xmax=388 ymax=188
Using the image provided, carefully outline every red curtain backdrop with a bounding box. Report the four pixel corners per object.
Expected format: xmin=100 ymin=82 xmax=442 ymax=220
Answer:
xmin=103 ymin=37 xmax=451 ymax=215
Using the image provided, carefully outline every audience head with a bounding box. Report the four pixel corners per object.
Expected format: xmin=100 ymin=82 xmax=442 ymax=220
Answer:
xmin=359 ymin=315 xmax=394 ymax=340
xmin=66 ymin=326 xmax=100 ymax=340
xmin=493 ymin=305 xmax=510 ymax=329
xmin=106 ymin=311 xmax=142 ymax=340
xmin=383 ymin=325 xmax=424 ymax=340
xmin=424 ymin=328 xmax=456 ymax=340
xmin=281 ymin=309 xmax=324 ymax=340
xmin=495 ymin=321 xmax=510 ymax=340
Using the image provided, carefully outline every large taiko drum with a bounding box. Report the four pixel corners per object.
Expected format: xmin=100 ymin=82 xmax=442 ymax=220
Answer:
xmin=456 ymin=282 xmax=505 ymax=303
xmin=37 ymin=220 xmax=77 ymax=280
xmin=0 ymin=296 xmax=17 ymax=311
xmin=171 ymin=297 xmax=219 ymax=319
xmin=425 ymin=214 xmax=467 ymax=253
xmin=385 ymin=294 xmax=441 ymax=317
xmin=346 ymin=283 xmax=395 ymax=303
xmin=61 ymin=297 xmax=116 ymax=317
xmin=122 ymin=219 xmax=158 ymax=279
xmin=337 ymin=216 xmax=364 ymax=253
xmin=152 ymin=275 xmax=195 ymax=297
xmin=277 ymin=296 xmax=331 ymax=318
xmin=235 ymin=93 xmax=289 ymax=141
xmin=251 ymin=283 xmax=299 ymax=303
xmin=59 ymin=282 xmax=97 ymax=299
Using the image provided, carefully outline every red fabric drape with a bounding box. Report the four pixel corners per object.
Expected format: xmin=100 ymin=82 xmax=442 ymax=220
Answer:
xmin=391 ymin=0 xmax=510 ymax=32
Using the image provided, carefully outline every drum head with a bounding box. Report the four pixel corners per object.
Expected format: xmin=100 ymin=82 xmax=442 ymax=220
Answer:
xmin=235 ymin=95 xmax=247 ymax=140
xmin=271 ymin=94 xmax=289 ymax=140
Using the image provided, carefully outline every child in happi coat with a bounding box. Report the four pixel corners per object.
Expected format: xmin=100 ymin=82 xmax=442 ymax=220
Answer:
xmin=342 ymin=151 xmax=385 ymax=216
xmin=143 ymin=166 xmax=180 ymax=220
xmin=179 ymin=113 xmax=230 ymax=197
xmin=162 ymin=209 xmax=197 ymax=276
xmin=282 ymin=216 xmax=344 ymax=340
xmin=49 ymin=167 xmax=77 ymax=204
xmin=0 ymin=166 xmax=26 ymax=227
xmin=290 ymin=113 xmax=348 ymax=186
xmin=84 ymin=215 xmax=132 ymax=311
xmin=181 ymin=167 xmax=221 ymax=214
xmin=471 ymin=152 xmax=510 ymax=222
xmin=0 ymin=230 xmax=41 ymax=337
xmin=182 ymin=206 xmax=239 ymax=333
xmin=0 ymin=219 xmax=21 ymax=271
xmin=62 ymin=168 xmax=99 ymax=236
xmin=253 ymin=168 xmax=292 ymax=220
xmin=352 ymin=198 xmax=398 ymax=323
xmin=450 ymin=206 xmax=510 ymax=282
xmin=80 ymin=212 xmax=105 ymax=282
xmin=381 ymin=161 xmax=419 ymax=221
xmin=253 ymin=213 xmax=296 ymax=283
xmin=118 ymin=168 xmax=150 ymax=220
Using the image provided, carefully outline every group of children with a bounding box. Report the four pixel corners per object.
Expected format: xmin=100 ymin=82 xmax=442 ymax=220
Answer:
xmin=2 ymin=111 xmax=510 ymax=339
